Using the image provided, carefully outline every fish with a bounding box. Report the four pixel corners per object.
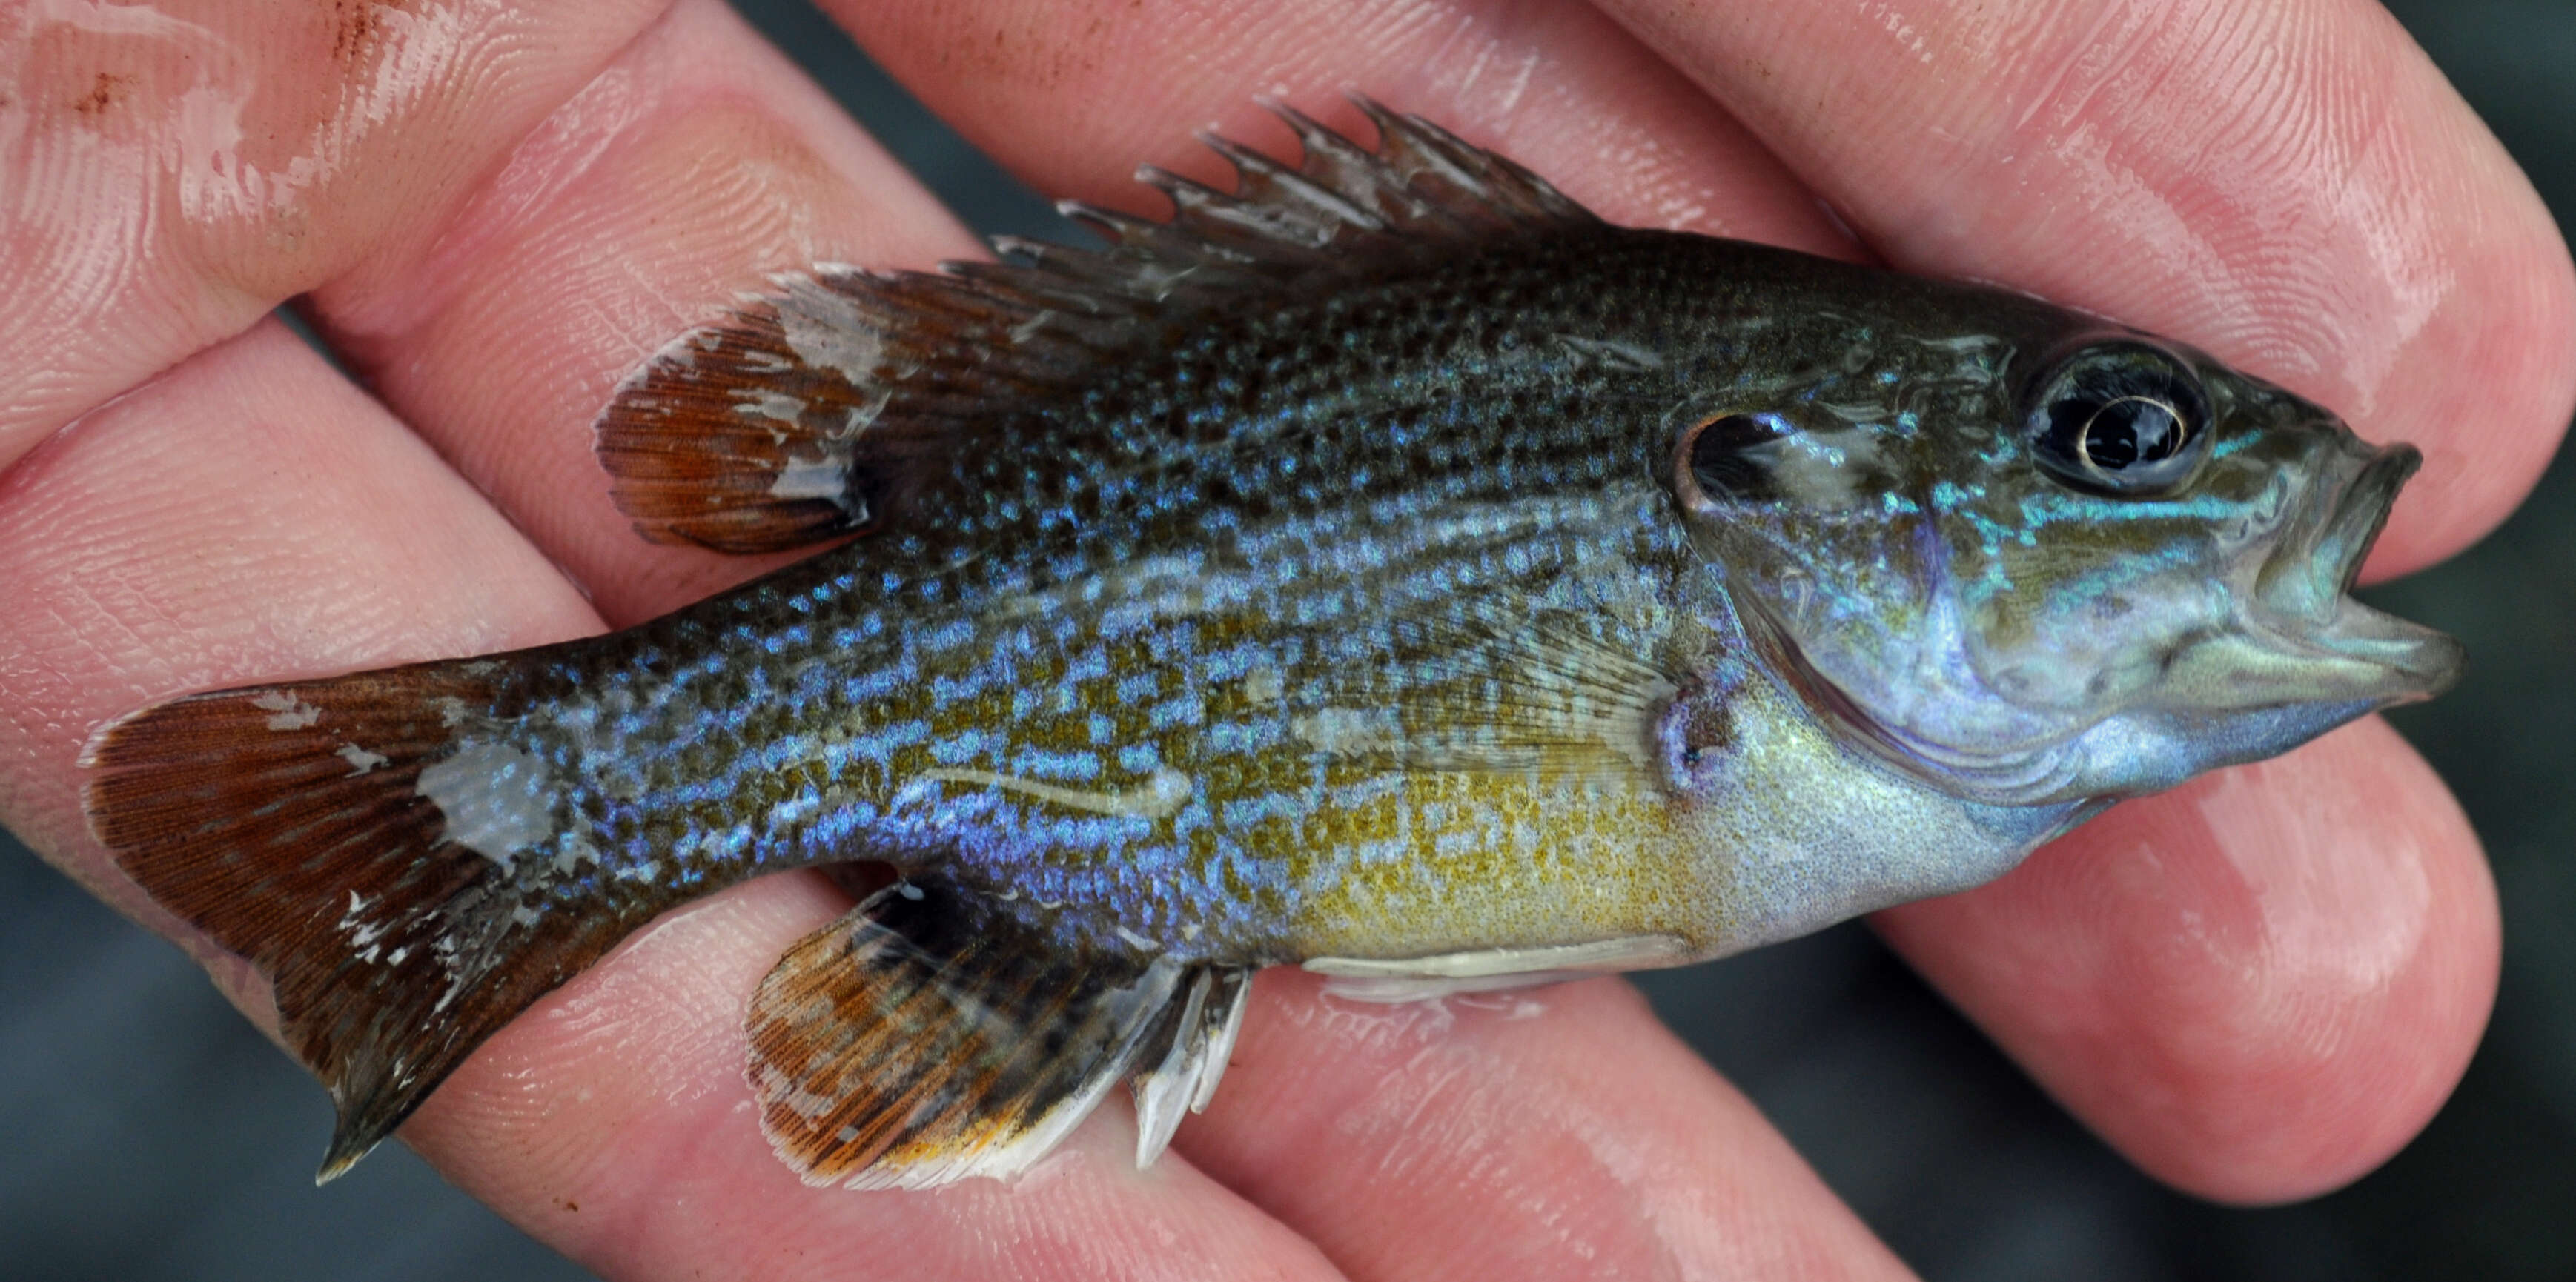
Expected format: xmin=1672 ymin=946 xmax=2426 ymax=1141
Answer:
xmin=80 ymin=98 xmax=2462 ymax=1192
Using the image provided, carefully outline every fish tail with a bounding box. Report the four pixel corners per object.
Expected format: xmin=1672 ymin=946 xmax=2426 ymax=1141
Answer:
xmin=82 ymin=657 xmax=632 ymax=1181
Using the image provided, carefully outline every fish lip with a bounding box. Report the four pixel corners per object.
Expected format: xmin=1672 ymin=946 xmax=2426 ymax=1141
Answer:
xmin=2320 ymin=442 xmax=2419 ymax=594
xmin=2248 ymin=438 xmax=2462 ymax=701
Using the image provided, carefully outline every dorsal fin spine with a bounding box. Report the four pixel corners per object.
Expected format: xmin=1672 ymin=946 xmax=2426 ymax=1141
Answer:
xmin=592 ymin=94 xmax=1604 ymax=552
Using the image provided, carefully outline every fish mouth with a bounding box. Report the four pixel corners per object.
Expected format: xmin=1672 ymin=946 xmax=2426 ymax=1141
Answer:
xmin=1733 ymin=438 xmax=2460 ymax=810
xmin=2319 ymin=443 xmax=2416 ymax=594
xmin=2236 ymin=439 xmax=2462 ymax=704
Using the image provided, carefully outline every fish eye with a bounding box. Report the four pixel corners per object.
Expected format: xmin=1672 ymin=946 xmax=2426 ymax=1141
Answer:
xmin=2024 ymin=342 xmax=2213 ymax=496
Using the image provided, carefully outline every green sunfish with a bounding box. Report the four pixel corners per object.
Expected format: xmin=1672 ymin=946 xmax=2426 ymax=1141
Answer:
xmin=82 ymin=99 xmax=2461 ymax=1190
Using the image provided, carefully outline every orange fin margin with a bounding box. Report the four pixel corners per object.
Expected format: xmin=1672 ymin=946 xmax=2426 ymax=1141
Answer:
xmin=591 ymin=95 xmax=1598 ymax=556
xmin=745 ymin=881 xmax=1248 ymax=1189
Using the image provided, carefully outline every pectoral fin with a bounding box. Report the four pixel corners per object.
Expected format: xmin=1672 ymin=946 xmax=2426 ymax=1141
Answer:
xmin=1301 ymin=607 xmax=1694 ymax=784
xmin=744 ymin=880 xmax=1245 ymax=1189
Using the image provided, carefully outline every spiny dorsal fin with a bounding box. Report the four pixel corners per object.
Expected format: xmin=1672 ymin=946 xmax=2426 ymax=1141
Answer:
xmin=592 ymin=96 xmax=1599 ymax=553
xmin=744 ymin=880 xmax=1245 ymax=1189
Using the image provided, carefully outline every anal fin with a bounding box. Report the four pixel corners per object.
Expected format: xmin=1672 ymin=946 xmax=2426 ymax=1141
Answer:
xmin=745 ymin=880 xmax=1236 ymax=1189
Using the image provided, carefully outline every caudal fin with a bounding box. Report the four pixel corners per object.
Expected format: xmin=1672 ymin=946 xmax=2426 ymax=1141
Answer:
xmin=83 ymin=659 xmax=631 ymax=1180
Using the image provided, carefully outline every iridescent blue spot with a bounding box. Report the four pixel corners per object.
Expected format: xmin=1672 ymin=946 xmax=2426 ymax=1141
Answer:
xmin=1150 ymin=693 xmax=1205 ymax=731
xmin=1013 ymin=748 xmax=1101 ymax=782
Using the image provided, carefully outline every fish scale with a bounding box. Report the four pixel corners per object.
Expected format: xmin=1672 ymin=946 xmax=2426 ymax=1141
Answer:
xmin=509 ymin=471 xmax=1695 ymax=961
xmin=84 ymin=99 xmax=2458 ymax=1190
xmin=463 ymin=239 xmax=1720 ymax=951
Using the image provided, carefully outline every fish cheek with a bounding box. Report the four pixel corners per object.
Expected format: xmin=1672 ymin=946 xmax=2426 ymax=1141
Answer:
xmin=1966 ymin=522 xmax=2232 ymax=711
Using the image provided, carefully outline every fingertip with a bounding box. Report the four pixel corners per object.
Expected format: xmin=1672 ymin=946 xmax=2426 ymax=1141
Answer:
xmin=1594 ymin=0 xmax=2575 ymax=571
xmin=2358 ymin=187 xmax=2576 ymax=579
xmin=1181 ymin=972 xmax=1918 ymax=1282
xmin=410 ymin=874 xmax=1351 ymax=1281
xmin=1880 ymin=717 xmax=2499 ymax=1203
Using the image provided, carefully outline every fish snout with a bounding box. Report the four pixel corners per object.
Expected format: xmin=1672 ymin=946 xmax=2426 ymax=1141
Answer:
xmin=2214 ymin=437 xmax=2461 ymax=711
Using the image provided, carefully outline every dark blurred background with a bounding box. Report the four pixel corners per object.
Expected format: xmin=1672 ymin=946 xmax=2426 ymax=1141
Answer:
xmin=4 ymin=1 xmax=2570 ymax=1278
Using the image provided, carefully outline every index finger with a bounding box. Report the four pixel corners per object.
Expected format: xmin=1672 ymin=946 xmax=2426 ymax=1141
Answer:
xmin=1587 ymin=0 xmax=2576 ymax=575
xmin=827 ymin=0 xmax=2529 ymax=1204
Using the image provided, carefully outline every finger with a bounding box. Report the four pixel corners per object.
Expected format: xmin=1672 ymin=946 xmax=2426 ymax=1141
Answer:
xmin=0 ymin=326 xmax=1345 ymax=1280
xmin=297 ymin=0 xmax=1850 ymax=631
xmin=817 ymin=0 xmax=2514 ymax=1203
xmin=1584 ymin=0 xmax=2576 ymax=574
xmin=420 ymin=870 xmax=1345 ymax=1281
xmin=1178 ymin=973 xmax=1917 ymax=1282
xmin=246 ymin=4 xmax=1932 ymax=1271
xmin=1875 ymin=717 xmax=2500 ymax=1203
xmin=813 ymin=1 xmax=1945 ymax=1266
xmin=303 ymin=0 xmax=980 ymax=623
xmin=815 ymin=0 xmax=1855 ymax=250
xmin=11 ymin=4 xmax=1359 ymax=1274
xmin=0 ymin=321 xmax=597 ymax=924
xmin=0 ymin=0 xmax=667 ymax=471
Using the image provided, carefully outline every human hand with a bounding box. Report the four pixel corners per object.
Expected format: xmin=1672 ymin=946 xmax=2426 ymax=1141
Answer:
xmin=2 ymin=1 xmax=2564 ymax=1277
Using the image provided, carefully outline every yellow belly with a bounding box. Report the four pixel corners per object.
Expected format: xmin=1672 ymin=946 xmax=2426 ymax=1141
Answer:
xmin=1279 ymin=768 xmax=1706 ymax=960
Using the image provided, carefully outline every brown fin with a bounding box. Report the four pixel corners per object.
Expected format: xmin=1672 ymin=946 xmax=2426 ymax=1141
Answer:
xmin=745 ymin=880 xmax=1227 ymax=1189
xmin=592 ymin=95 xmax=1598 ymax=554
xmin=592 ymin=276 xmax=934 ymax=553
xmin=82 ymin=658 xmax=629 ymax=1182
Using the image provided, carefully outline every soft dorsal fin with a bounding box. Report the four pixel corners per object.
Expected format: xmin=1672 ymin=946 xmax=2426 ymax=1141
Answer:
xmin=592 ymin=96 xmax=1599 ymax=552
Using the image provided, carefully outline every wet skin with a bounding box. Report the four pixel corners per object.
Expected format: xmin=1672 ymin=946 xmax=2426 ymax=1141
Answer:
xmin=0 ymin=1 xmax=2567 ymax=1279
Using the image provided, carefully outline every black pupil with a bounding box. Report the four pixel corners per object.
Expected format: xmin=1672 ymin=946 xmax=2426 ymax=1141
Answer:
xmin=2066 ymin=395 xmax=2185 ymax=472
xmin=2027 ymin=343 xmax=2210 ymax=495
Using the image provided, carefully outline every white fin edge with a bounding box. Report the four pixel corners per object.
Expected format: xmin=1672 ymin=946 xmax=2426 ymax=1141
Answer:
xmin=1128 ymin=968 xmax=1255 ymax=1168
xmin=1305 ymin=935 xmax=1689 ymax=1004
xmin=1191 ymin=973 xmax=1253 ymax=1114
xmin=825 ymin=956 xmax=1191 ymax=1191
xmin=1130 ymin=971 xmax=1213 ymax=1169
